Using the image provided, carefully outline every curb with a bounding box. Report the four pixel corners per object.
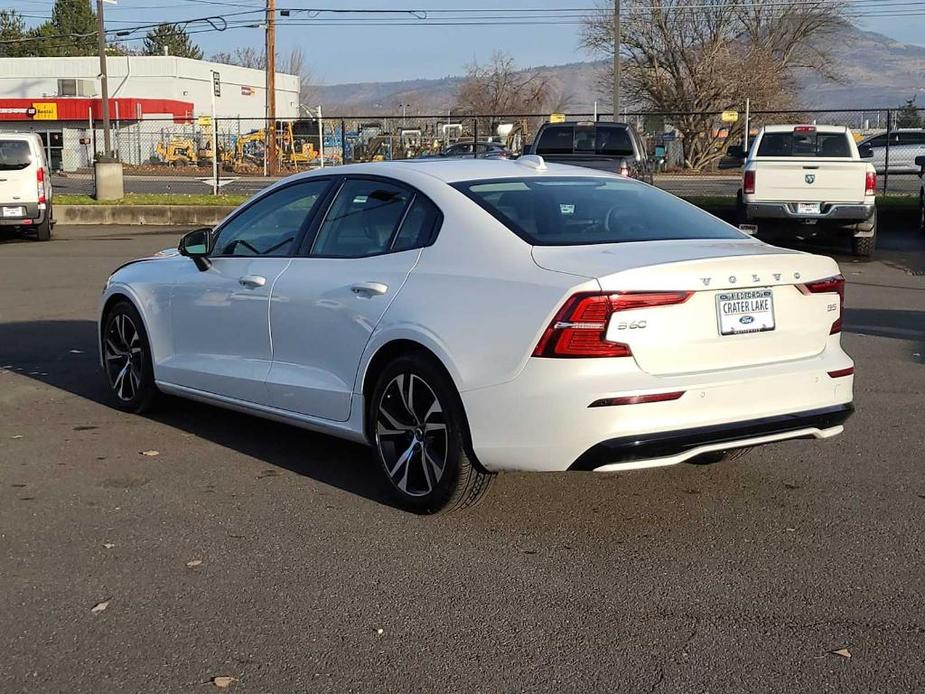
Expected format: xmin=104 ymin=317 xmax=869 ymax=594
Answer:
xmin=55 ymin=205 xmax=237 ymax=226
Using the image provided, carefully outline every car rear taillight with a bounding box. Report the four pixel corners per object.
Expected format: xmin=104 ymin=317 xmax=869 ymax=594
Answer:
xmin=865 ymin=170 xmax=876 ymax=196
xmin=743 ymin=170 xmax=755 ymax=195
xmin=799 ymin=275 xmax=845 ymax=334
xmin=36 ymin=167 xmax=46 ymax=204
xmin=827 ymin=367 xmax=854 ymax=379
xmin=533 ymin=291 xmax=693 ymax=358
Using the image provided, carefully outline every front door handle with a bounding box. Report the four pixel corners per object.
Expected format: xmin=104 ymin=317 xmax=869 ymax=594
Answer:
xmin=351 ymin=281 xmax=388 ymax=297
xmin=239 ymin=275 xmax=267 ymax=289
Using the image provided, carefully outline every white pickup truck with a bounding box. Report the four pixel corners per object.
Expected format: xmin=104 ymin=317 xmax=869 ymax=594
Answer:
xmin=735 ymin=124 xmax=877 ymax=257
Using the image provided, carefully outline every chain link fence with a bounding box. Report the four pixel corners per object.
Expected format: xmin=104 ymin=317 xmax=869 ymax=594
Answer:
xmin=49 ymin=108 xmax=925 ymax=201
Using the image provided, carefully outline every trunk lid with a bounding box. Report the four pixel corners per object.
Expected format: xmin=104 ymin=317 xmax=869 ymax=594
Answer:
xmin=750 ymin=159 xmax=867 ymax=203
xmin=532 ymin=240 xmax=842 ymax=375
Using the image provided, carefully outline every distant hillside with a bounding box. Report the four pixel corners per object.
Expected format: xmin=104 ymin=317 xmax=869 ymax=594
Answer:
xmin=315 ymin=26 xmax=925 ymax=116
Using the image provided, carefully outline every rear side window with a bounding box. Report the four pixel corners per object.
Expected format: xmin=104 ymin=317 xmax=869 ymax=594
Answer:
xmin=757 ymin=131 xmax=853 ymax=158
xmin=392 ymin=196 xmax=440 ymax=252
xmin=311 ymin=179 xmax=412 ymax=257
xmin=454 ymin=177 xmax=744 ymax=246
xmin=0 ymin=140 xmax=31 ymax=170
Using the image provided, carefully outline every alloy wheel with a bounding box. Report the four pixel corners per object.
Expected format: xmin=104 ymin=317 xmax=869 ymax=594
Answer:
xmin=375 ymin=373 xmax=448 ymax=498
xmin=104 ymin=313 xmax=144 ymax=402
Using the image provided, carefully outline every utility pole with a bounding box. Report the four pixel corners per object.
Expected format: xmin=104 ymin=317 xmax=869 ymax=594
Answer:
xmin=612 ymin=0 xmax=621 ymax=122
xmin=266 ymin=0 xmax=278 ymax=175
xmin=95 ymin=0 xmax=112 ymax=157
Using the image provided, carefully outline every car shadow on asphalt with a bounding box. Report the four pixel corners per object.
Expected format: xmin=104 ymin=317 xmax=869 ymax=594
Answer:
xmin=0 ymin=318 xmax=398 ymax=509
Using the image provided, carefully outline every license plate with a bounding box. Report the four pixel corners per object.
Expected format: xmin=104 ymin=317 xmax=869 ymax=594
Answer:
xmin=716 ymin=289 xmax=775 ymax=336
xmin=797 ymin=202 xmax=821 ymax=215
xmin=2 ymin=206 xmax=24 ymax=217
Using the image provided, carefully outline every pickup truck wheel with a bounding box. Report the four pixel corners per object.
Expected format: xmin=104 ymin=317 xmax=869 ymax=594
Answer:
xmin=851 ymin=209 xmax=876 ymax=258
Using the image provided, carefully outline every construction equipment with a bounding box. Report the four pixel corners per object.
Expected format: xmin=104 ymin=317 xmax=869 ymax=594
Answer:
xmin=155 ymin=138 xmax=198 ymax=166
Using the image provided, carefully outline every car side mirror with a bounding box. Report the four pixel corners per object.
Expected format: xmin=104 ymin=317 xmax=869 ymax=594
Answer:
xmin=915 ymin=155 xmax=925 ymax=171
xmin=178 ymin=227 xmax=212 ymax=271
xmin=859 ymin=145 xmax=874 ymax=159
xmin=726 ymin=145 xmax=745 ymax=159
xmin=522 ymin=143 xmax=533 ymax=155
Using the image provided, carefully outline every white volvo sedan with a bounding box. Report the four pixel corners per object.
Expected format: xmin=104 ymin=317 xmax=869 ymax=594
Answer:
xmin=99 ymin=157 xmax=854 ymax=513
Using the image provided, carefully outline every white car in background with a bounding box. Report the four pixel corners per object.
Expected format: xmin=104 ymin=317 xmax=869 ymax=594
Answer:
xmin=858 ymin=128 xmax=925 ymax=175
xmin=99 ymin=158 xmax=855 ymax=513
xmin=0 ymin=133 xmax=54 ymax=241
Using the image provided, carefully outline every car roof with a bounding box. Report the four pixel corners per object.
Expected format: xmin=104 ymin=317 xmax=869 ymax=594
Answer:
xmin=288 ymin=158 xmax=621 ymax=185
xmin=761 ymin=124 xmax=849 ymax=134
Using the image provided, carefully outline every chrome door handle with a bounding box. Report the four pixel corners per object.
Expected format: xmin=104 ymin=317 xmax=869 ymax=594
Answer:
xmin=351 ymin=281 xmax=388 ymax=297
xmin=238 ymin=275 xmax=267 ymax=288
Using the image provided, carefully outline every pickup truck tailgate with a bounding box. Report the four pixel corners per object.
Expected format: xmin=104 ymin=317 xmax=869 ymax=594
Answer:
xmin=752 ymin=159 xmax=867 ymax=203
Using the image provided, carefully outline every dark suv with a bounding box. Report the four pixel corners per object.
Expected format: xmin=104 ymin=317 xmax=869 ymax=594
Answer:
xmin=527 ymin=121 xmax=653 ymax=182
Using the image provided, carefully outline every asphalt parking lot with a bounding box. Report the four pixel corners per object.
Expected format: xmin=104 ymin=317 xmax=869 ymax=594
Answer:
xmin=1 ymin=224 xmax=924 ymax=693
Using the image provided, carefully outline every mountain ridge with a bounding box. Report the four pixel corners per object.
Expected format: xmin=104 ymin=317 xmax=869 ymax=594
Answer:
xmin=314 ymin=26 xmax=925 ymax=116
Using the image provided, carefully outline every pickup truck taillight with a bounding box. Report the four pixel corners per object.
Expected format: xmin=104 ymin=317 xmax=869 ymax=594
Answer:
xmin=865 ymin=171 xmax=876 ymax=196
xmin=36 ymin=167 xmax=46 ymax=204
xmin=799 ymin=275 xmax=845 ymax=334
xmin=743 ymin=170 xmax=755 ymax=195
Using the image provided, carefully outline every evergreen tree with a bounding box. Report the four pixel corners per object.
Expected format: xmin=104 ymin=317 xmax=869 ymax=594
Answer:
xmin=896 ymin=98 xmax=923 ymax=129
xmin=143 ymin=23 xmax=203 ymax=59
xmin=49 ymin=0 xmax=97 ymax=55
xmin=0 ymin=10 xmax=29 ymax=57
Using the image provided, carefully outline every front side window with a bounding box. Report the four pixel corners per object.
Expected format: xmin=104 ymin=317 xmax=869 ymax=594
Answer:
xmin=454 ymin=177 xmax=744 ymax=246
xmin=213 ymin=179 xmax=330 ymax=257
xmin=311 ymin=179 xmax=413 ymax=257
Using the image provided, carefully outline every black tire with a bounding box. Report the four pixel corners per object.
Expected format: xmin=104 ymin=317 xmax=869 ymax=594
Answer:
xmin=101 ymin=300 xmax=160 ymax=413
xmin=34 ymin=206 xmax=52 ymax=241
xmin=369 ymin=354 xmax=493 ymax=514
xmin=851 ymin=208 xmax=876 ymax=258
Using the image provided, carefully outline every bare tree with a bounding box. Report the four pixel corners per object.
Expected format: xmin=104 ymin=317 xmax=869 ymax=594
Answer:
xmin=581 ymin=0 xmax=847 ymax=169
xmin=456 ymin=51 xmax=550 ymax=120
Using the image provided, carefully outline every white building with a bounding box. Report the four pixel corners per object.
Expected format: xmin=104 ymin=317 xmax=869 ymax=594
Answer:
xmin=0 ymin=56 xmax=300 ymax=170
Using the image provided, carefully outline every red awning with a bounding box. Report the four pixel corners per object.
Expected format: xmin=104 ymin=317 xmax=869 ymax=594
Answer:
xmin=0 ymin=98 xmax=195 ymax=123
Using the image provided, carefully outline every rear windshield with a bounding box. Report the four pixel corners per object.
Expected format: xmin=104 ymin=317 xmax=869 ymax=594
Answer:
xmin=0 ymin=140 xmax=31 ymax=170
xmin=453 ymin=177 xmax=744 ymax=246
xmin=534 ymin=125 xmax=635 ymax=157
xmin=756 ymin=131 xmax=852 ymax=158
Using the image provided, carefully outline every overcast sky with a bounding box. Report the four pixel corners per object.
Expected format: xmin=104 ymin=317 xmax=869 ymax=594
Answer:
xmin=6 ymin=0 xmax=924 ymax=84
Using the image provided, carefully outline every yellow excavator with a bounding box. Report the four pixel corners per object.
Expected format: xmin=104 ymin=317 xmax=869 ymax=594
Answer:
xmin=155 ymin=138 xmax=198 ymax=166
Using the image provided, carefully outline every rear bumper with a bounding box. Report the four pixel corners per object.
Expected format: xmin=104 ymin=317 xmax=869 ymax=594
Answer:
xmin=461 ymin=338 xmax=854 ymax=473
xmin=569 ymin=404 xmax=853 ymax=471
xmin=0 ymin=201 xmax=46 ymax=226
xmin=745 ymin=202 xmax=874 ymax=222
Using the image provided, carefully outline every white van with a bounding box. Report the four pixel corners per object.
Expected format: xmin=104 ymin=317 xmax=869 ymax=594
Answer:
xmin=0 ymin=133 xmax=54 ymax=241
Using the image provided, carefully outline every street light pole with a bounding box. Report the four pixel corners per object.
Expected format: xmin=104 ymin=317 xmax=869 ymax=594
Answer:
xmin=95 ymin=0 xmax=112 ymax=157
xmin=612 ymin=0 xmax=621 ymax=121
